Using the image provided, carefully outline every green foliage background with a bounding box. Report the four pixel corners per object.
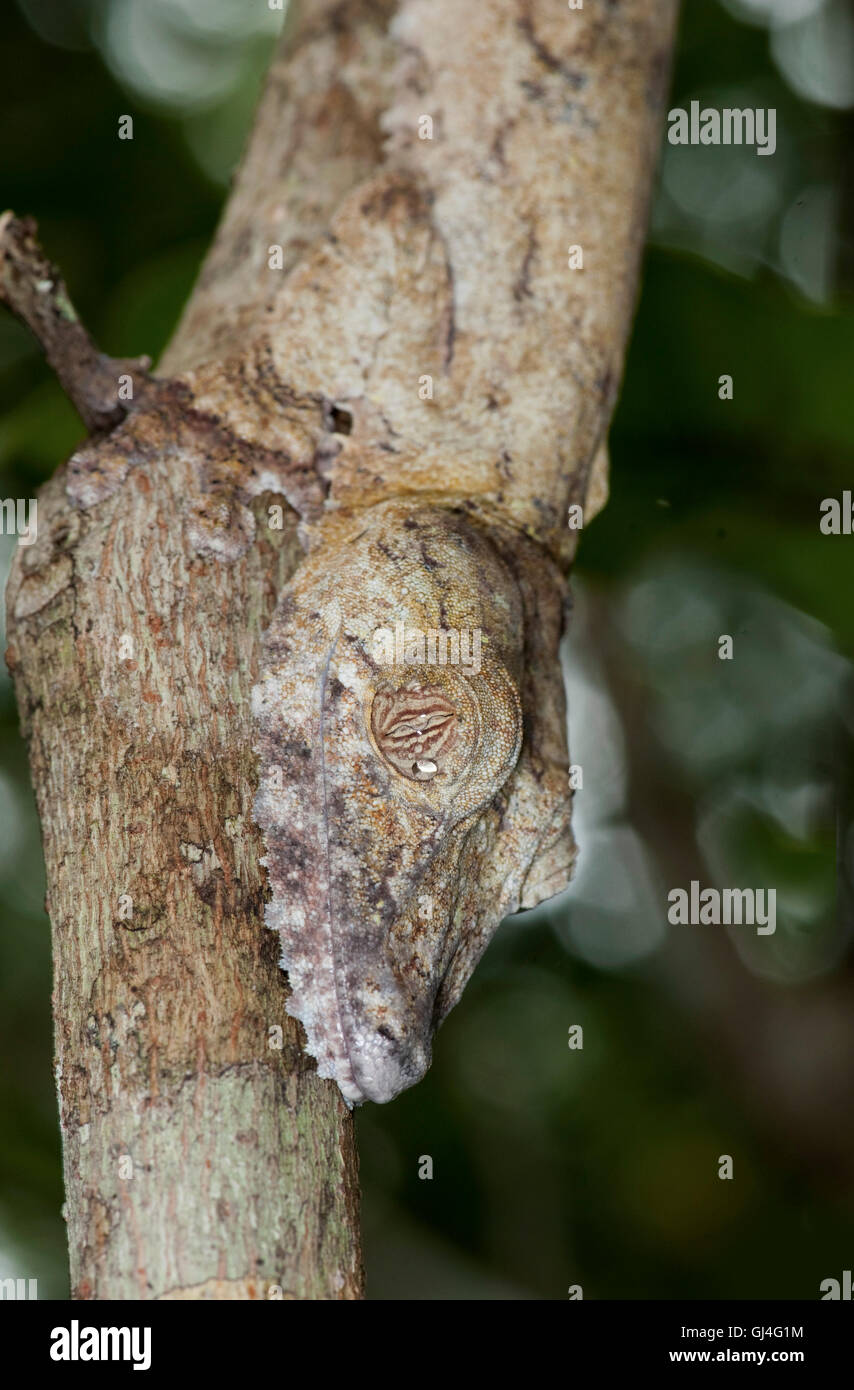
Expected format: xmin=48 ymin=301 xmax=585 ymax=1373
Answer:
xmin=1 ymin=0 xmax=852 ymax=1299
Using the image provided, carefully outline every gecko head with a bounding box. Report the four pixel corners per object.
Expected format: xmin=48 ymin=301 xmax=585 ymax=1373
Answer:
xmin=253 ymin=501 xmax=575 ymax=1104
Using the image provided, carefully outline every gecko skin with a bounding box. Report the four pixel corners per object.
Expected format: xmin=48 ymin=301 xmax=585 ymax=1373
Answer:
xmin=253 ymin=496 xmax=575 ymax=1105
xmin=54 ymin=346 xmax=575 ymax=1109
xmin=55 ymin=304 xmax=579 ymax=1109
xmin=54 ymin=164 xmax=585 ymax=1108
xmin=56 ymin=354 xmax=577 ymax=1107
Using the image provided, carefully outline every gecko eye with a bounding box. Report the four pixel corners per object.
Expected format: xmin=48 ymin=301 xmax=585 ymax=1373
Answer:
xmin=370 ymin=681 xmax=459 ymax=781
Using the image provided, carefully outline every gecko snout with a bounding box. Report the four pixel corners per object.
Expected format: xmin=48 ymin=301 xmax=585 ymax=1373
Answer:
xmin=346 ymin=1025 xmax=432 ymax=1105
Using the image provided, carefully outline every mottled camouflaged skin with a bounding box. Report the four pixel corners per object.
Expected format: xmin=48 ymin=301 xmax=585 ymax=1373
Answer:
xmin=48 ymin=0 xmax=676 ymax=1103
xmin=54 ymin=361 xmax=576 ymax=1108
xmin=253 ymin=498 xmax=574 ymax=1104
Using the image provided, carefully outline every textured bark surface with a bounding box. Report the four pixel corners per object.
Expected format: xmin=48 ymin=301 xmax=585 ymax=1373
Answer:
xmin=4 ymin=395 xmax=363 ymax=1300
xmin=2 ymin=0 xmax=678 ymax=1299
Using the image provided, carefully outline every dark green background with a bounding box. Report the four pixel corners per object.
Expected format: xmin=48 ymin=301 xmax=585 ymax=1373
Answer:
xmin=1 ymin=0 xmax=852 ymax=1299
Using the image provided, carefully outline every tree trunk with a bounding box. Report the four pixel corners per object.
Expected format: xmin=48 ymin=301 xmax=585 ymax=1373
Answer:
xmin=2 ymin=0 xmax=678 ymax=1299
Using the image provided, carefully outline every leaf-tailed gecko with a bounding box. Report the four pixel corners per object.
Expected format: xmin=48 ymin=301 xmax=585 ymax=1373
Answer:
xmin=253 ymin=488 xmax=577 ymax=1105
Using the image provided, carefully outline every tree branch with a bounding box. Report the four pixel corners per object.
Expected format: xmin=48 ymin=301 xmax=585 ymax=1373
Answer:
xmin=0 ymin=213 xmax=151 ymax=433
xmin=3 ymin=0 xmax=678 ymax=1298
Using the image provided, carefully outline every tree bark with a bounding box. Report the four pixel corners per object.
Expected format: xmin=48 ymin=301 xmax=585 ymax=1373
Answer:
xmin=2 ymin=0 xmax=678 ymax=1299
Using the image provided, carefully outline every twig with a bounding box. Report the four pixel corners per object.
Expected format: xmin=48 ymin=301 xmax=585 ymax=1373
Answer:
xmin=0 ymin=211 xmax=151 ymax=433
